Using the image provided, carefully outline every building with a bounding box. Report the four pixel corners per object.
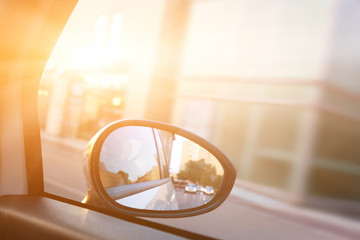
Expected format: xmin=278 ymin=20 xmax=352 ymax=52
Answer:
xmin=171 ymin=0 xmax=360 ymax=214
xmin=178 ymin=140 xmax=223 ymax=176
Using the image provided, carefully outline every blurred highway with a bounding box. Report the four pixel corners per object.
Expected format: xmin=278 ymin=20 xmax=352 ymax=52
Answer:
xmin=42 ymin=137 xmax=87 ymax=201
xmin=41 ymin=136 xmax=358 ymax=240
xmin=149 ymin=195 xmax=345 ymax=240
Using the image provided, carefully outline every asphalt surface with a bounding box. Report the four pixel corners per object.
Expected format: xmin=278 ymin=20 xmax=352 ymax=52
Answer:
xmin=175 ymin=189 xmax=214 ymax=209
xmin=148 ymin=195 xmax=346 ymax=240
xmin=42 ymin=139 xmax=88 ymax=201
xmin=41 ymin=138 xmax=348 ymax=240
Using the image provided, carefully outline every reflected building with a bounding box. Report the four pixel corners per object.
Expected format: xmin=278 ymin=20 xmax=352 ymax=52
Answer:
xmin=179 ymin=141 xmax=223 ymax=176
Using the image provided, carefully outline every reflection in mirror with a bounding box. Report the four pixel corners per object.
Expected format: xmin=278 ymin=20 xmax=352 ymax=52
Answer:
xmin=99 ymin=126 xmax=224 ymax=211
xmin=99 ymin=126 xmax=161 ymax=187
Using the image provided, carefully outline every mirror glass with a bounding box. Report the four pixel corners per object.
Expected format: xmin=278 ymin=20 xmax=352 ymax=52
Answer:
xmin=98 ymin=126 xmax=224 ymax=211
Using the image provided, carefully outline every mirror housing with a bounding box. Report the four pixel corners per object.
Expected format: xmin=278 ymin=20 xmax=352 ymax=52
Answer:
xmin=82 ymin=119 xmax=236 ymax=218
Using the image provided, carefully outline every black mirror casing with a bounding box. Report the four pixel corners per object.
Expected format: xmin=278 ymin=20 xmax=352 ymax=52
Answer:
xmin=83 ymin=119 xmax=236 ymax=218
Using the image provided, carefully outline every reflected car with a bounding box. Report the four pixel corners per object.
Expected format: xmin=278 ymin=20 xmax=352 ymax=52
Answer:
xmin=184 ymin=183 xmax=198 ymax=194
xmin=197 ymin=185 xmax=203 ymax=192
xmin=203 ymin=186 xmax=215 ymax=195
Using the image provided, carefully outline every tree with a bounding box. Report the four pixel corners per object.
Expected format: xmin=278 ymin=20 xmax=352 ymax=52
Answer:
xmin=177 ymin=159 xmax=222 ymax=188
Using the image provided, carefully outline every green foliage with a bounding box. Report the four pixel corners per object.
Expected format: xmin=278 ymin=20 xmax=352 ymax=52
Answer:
xmin=177 ymin=159 xmax=222 ymax=188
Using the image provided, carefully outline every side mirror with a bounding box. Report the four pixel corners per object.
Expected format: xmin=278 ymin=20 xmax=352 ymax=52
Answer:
xmin=82 ymin=120 xmax=236 ymax=218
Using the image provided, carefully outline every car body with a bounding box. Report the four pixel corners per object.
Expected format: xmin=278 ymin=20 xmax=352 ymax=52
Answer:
xmin=114 ymin=180 xmax=179 ymax=210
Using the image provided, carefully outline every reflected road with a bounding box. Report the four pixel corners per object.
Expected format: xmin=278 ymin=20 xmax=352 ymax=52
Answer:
xmin=174 ymin=188 xmax=214 ymax=209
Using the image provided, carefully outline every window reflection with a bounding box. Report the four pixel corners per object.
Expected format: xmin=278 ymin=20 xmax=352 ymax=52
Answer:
xmin=99 ymin=126 xmax=160 ymax=188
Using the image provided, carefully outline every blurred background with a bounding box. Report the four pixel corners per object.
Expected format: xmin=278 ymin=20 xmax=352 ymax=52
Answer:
xmin=38 ymin=0 xmax=360 ymax=239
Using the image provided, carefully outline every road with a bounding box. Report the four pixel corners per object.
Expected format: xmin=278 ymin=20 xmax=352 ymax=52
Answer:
xmin=175 ymin=188 xmax=214 ymax=209
xmin=41 ymin=138 xmax=346 ymax=240
xmin=42 ymin=138 xmax=88 ymax=201
xmin=147 ymin=195 xmax=345 ymax=240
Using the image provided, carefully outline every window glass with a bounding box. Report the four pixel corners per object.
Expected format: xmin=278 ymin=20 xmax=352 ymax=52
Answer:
xmin=37 ymin=0 xmax=360 ymax=238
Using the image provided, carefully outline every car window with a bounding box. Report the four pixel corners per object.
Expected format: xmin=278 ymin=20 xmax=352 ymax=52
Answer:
xmin=38 ymin=0 xmax=360 ymax=239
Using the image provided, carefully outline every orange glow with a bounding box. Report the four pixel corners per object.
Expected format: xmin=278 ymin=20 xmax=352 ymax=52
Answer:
xmin=38 ymin=90 xmax=49 ymax=96
xmin=112 ymin=97 xmax=122 ymax=106
xmin=46 ymin=6 xmax=124 ymax=72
